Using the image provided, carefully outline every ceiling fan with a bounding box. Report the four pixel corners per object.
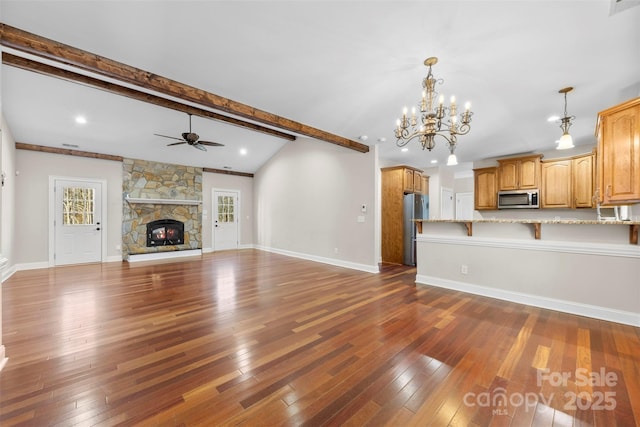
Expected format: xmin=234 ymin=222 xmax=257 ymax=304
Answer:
xmin=155 ymin=113 xmax=224 ymax=151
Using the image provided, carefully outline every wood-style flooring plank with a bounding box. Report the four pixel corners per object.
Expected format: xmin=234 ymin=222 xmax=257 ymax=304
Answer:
xmin=1 ymin=249 xmax=638 ymax=426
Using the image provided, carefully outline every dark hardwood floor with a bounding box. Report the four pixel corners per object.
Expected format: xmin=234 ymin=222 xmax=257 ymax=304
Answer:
xmin=1 ymin=249 xmax=638 ymax=426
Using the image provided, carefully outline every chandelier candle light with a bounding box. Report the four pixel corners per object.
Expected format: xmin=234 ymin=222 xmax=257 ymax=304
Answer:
xmin=395 ymin=57 xmax=473 ymax=166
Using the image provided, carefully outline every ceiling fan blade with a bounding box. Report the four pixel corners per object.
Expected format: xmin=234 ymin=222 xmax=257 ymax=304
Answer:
xmin=193 ymin=143 xmax=207 ymax=152
xmin=197 ymin=140 xmax=225 ymax=147
xmin=167 ymin=141 xmax=187 ymax=146
xmin=155 ymin=133 xmax=184 ymax=141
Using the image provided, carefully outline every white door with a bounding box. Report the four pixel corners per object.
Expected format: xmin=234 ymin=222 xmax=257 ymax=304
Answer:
xmin=456 ymin=192 xmax=474 ymax=220
xmin=213 ymin=190 xmax=239 ymax=251
xmin=441 ymin=187 xmax=455 ymax=220
xmin=54 ymin=179 xmax=103 ymax=265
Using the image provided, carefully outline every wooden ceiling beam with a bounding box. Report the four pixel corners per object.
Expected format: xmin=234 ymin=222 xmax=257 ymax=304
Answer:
xmin=0 ymin=23 xmax=369 ymax=153
xmin=2 ymin=52 xmax=296 ymax=142
xmin=15 ymin=142 xmax=256 ymax=177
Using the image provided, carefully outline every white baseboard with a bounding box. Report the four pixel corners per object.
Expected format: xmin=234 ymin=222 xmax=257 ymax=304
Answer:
xmin=416 ymin=274 xmax=640 ymax=327
xmin=2 ymin=264 xmax=17 ymax=283
xmin=254 ymin=245 xmax=379 ymax=274
xmin=15 ymin=261 xmax=49 ymax=271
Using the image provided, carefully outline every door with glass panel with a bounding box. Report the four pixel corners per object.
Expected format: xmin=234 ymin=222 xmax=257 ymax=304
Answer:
xmin=213 ymin=190 xmax=239 ymax=251
xmin=54 ymin=179 xmax=102 ymax=265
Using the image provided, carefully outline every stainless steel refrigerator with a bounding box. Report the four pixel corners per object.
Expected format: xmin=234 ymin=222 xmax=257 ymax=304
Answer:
xmin=403 ymin=193 xmax=429 ymax=266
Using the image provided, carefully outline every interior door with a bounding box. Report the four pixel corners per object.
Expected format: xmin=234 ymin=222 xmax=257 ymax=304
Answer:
xmin=455 ymin=192 xmax=474 ymax=220
xmin=441 ymin=187 xmax=454 ymax=220
xmin=54 ymin=179 xmax=102 ymax=265
xmin=213 ymin=190 xmax=239 ymax=251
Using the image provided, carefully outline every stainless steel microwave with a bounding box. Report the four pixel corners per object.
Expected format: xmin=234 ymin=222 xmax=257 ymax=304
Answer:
xmin=497 ymin=189 xmax=540 ymax=209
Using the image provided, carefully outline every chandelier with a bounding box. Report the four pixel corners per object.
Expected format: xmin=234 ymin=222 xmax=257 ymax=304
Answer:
xmin=395 ymin=57 xmax=472 ymax=166
xmin=556 ymin=86 xmax=575 ymax=150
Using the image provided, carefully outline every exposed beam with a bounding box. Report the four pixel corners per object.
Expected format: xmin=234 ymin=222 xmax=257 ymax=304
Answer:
xmin=203 ymin=168 xmax=253 ymax=178
xmin=2 ymin=52 xmax=296 ymax=142
xmin=0 ymin=23 xmax=369 ymax=153
xmin=15 ymin=143 xmax=256 ymax=178
xmin=15 ymin=142 xmax=124 ymax=162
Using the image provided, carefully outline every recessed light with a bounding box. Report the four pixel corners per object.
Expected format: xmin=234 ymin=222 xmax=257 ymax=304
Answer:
xmin=401 ymin=148 xmax=409 ymax=152
xmin=239 ymin=148 xmax=247 ymax=156
xmin=377 ymin=137 xmax=387 ymax=143
xmin=358 ymin=135 xmax=369 ymax=141
xmin=430 ymin=159 xmax=438 ymax=164
xmin=547 ymin=115 xmax=559 ymax=122
xmin=62 ymin=143 xmax=79 ymax=148
xmin=223 ymin=166 xmax=232 ymax=169
xmin=75 ymin=115 xmax=87 ymax=124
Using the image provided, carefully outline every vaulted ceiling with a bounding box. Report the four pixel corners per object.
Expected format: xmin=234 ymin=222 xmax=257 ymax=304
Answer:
xmin=2 ymin=1 xmax=639 ymax=174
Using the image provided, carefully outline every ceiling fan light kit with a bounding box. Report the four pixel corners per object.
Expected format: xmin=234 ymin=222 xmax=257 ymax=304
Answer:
xmin=155 ymin=113 xmax=224 ymax=151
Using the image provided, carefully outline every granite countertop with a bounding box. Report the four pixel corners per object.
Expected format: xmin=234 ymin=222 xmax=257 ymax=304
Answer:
xmin=416 ymin=218 xmax=640 ymax=225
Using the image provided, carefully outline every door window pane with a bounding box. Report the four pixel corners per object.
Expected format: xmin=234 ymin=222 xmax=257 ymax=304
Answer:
xmin=63 ymin=187 xmax=95 ymax=225
xmin=217 ymin=195 xmax=235 ymax=223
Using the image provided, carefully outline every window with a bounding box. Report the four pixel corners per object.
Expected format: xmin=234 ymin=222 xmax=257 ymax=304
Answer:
xmin=217 ymin=195 xmax=235 ymax=223
xmin=62 ymin=187 xmax=95 ymax=225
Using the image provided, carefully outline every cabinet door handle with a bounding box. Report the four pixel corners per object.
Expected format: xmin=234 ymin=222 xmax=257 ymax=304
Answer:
xmin=606 ymin=185 xmax=612 ymax=198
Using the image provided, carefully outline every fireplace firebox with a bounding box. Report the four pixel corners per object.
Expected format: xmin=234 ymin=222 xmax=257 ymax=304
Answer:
xmin=146 ymin=219 xmax=184 ymax=246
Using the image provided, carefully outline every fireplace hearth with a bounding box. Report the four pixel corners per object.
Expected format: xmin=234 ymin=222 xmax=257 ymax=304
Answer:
xmin=146 ymin=219 xmax=184 ymax=247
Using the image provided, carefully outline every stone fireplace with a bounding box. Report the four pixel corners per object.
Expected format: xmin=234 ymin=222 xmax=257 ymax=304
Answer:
xmin=122 ymin=158 xmax=203 ymax=261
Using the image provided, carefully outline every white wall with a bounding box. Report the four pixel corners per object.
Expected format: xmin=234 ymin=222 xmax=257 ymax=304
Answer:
xmin=202 ymin=172 xmax=254 ymax=251
xmin=254 ymin=137 xmax=378 ymax=272
xmin=416 ymin=222 xmax=640 ymax=326
xmin=14 ymin=150 xmax=123 ymax=267
xmin=0 ymin=114 xmax=15 ymax=369
xmin=1 ymin=115 xmax=16 ymax=275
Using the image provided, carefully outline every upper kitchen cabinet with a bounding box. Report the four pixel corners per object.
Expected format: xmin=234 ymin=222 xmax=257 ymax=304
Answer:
xmin=497 ymin=154 xmax=542 ymax=191
xmin=473 ymin=167 xmax=498 ymax=210
xmin=596 ymin=97 xmax=640 ymax=204
xmin=401 ymin=166 xmax=426 ymax=194
xmin=541 ymin=159 xmax=572 ymax=208
xmin=540 ymin=153 xmax=594 ymax=209
xmin=573 ymin=153 xmax=595 ymax=208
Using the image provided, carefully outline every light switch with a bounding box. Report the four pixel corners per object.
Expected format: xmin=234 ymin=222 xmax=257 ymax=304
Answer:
xmin=357 ymin=216 xmax=365 ymax=223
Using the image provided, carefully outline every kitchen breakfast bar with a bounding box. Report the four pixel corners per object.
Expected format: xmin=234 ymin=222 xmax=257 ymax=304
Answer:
xmin=414 ymin=219 xmax=640 ymax=327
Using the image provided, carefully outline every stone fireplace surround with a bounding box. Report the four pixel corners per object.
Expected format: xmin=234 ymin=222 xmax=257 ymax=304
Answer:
xmin=122 ymin=158 xmax=203 ymax=261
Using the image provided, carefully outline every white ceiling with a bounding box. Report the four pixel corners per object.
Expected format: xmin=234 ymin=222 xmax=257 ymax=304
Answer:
xmin=2 ymin=0 xmax=640 ymax=174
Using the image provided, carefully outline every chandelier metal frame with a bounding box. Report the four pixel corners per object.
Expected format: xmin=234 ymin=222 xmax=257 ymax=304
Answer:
xmin=395 ymin=57 xmax=473 ymax=164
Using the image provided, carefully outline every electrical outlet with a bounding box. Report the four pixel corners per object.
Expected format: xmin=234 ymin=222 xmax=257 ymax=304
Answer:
xmin=461 ymin=264 xmax=468 ymax=275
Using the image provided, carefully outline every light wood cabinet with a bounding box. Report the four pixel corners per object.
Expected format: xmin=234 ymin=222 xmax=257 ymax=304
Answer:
xmin=541 ymin=153 xmax=594 ymax=209
xmin=421 ymin=175 xmax=429 ymax=195
xmin=596 ymin=97 xmax=640 ymax=204
xmin=541 ymin=160 xmax=572 ymax=208
xmin=497 ymin=155 xmax=542 ymax=191
xmin=401 ymin=166 xmax=425 ymax=194
xmin=473 ymin=167 xmax=498 ymax=210
xmin=573 ymin=154 xmax=594 ymax=208
xmin=381 ymin=166 xmax=428 ymax=264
